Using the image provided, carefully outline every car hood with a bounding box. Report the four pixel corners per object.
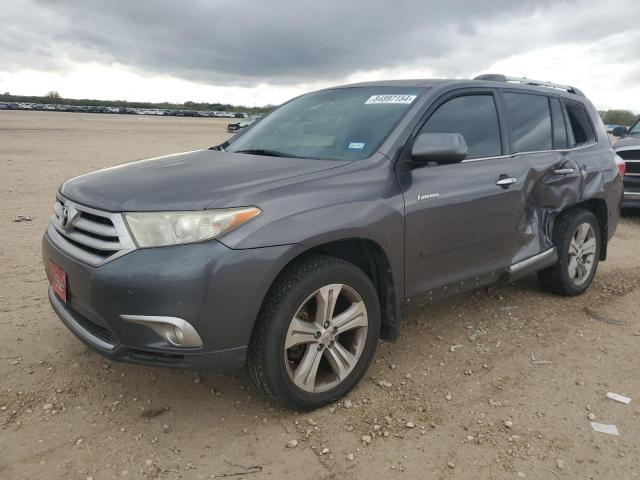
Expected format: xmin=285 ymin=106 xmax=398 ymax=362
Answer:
xmin=61 ymin=149 xmax=347 ymax=212
xmin=614 ymin=135 xmax=640 ymax=150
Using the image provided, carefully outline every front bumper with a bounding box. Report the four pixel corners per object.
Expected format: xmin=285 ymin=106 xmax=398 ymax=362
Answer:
xmin=623 ymin=192 xmax=640 ymax=208
xmin=43 ymin=231 xmax=304 ymax=369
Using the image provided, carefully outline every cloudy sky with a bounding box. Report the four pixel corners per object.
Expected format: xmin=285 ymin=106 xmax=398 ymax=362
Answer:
xmin=1 ymin=0 xmax=638 ymax=110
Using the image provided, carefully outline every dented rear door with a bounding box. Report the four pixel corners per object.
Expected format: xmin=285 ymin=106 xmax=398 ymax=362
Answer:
xmin=517 ymin=150 xmax=581 ymax=262
xmin=500 ymin=92 xmax=582 ymax=265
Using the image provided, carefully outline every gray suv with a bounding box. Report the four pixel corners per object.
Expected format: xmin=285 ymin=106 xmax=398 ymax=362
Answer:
xmin=43 ymin=74 xmax=623 ymax=410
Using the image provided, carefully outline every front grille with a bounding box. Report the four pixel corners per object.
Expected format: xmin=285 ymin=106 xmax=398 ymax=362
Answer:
xmin=617 ymin=149 xmax=640 ymax=161
xmin=128 ymin=349 xmax=184 ymax=364
xmin=623 ymin=161 xmax=640 ymax=176
xmin=48 ymin=196 xmax=136 ymax=266
xmin=60 ymin=299 xmax=117 ymax=344
xmin=617 ymin=149 xmax=640 ymax=177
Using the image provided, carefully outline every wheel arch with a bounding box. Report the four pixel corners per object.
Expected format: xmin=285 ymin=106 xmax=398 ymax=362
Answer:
xmin=259 ymin=238 xmax=400 ymax=342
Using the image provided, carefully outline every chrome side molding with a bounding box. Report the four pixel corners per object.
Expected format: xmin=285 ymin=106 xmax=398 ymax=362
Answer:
xmin=508 ymin=248 xmax=556 ymax=274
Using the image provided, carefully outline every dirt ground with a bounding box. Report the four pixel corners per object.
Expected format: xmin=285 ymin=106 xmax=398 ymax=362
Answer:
xmin=1 ymin=111 xmax=640 ymax=480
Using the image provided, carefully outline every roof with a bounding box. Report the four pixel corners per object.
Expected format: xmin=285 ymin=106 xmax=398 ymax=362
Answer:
xmin=333 ymin=79 xmax=451 ymax=89
xmin=332 ymin=75 xmax=585 ymax=97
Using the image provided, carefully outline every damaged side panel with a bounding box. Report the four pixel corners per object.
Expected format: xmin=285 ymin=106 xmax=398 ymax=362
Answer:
xmin=513 ymin=150 xmax=582 ymax=265
xmin=512 ymin=96 xmax=623 ymax=269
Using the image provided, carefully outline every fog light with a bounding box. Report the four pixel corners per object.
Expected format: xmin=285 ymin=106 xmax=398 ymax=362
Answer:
xmin=120 ymin=315 xmax=203 ymax=348
xmin=173 ymin=325 xmax=184 ymax=344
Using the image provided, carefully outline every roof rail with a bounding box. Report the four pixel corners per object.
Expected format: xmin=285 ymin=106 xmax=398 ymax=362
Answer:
xmin=473 ymin=74 xmax=584 ymax=96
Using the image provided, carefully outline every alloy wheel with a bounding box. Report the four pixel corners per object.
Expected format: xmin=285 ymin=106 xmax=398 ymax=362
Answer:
xmin=284 ymin=284 xmax=368 ymax=393
xmin=568 ymin=222 xmax=597 ymax=286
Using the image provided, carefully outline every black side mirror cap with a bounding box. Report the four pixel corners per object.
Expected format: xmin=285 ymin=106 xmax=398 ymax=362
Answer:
xmin=612 ymin=126 xmax=628 ymax=137
xmin=410 ymin=132 xmax=468 ymax=165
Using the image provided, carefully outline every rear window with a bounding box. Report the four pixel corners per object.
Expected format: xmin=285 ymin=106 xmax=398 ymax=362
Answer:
xmin=503 ymin=92 xmax=552 ymax=153
xmin=564 ymin=101 xmax=596 ymax=146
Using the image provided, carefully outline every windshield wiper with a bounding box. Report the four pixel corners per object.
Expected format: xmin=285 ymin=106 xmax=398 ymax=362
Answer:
xmin=209 ymin=141 xmax=229 ymax=151
xmin=235 ymin=149 xmax=298 ymax=158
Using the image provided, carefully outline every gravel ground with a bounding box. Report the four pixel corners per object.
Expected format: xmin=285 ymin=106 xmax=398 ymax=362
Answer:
xmin=1 ymin=110 xmax=640 ymax=480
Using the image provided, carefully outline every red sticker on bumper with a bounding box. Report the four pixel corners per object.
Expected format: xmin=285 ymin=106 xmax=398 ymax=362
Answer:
xmin=49 ymin=260 xmax=67 ymax=303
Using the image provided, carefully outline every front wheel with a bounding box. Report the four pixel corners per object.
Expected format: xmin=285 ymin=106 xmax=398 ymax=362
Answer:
xmin=247 ymin=255 xmax=380 ymax=410
xmin=538 ymin=209 xmax=601 ymax=296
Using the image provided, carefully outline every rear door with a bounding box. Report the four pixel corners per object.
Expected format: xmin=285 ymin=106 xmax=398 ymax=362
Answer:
xmin=500 ymin=91 xmax=582 ymax=263
xmin=401 ymin=90 xmax=530 ymax=298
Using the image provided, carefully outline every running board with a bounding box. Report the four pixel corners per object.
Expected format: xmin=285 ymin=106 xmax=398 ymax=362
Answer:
xmin=502 ymin=248 xmax=557 ymax=283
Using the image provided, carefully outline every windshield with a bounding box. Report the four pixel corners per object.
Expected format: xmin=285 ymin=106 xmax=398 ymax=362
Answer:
xmin=629 ymin=118 xmax=640 ymax=135
xmin=227 ymin=86 xmax=426 ymax=160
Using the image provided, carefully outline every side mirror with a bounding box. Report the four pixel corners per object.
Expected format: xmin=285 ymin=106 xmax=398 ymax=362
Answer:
xmin=612 ymin=126 xmax=628 ymax=137
xmin=410 ymin=133 xmax=468 ymax=165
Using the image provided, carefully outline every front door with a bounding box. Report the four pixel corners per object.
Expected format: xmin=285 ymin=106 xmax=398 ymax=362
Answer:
xmin=401 ymin=92 xmax=529 ymax=298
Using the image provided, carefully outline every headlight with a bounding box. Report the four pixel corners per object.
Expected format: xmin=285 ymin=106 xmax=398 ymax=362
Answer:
xmin=124 ymin=207 xmax=261 ymax=248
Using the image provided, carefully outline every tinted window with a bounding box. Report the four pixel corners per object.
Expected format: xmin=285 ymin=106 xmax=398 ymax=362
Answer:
xmin=565 ymin=101 xmax=596 ymax=146
xmin=550 ymin=97 xmax=568 ymax=149
xmin=503 ymin=92 xmax=552 ymax=152
xmin=420 ymin=95 xmax=501 ymax=159
xmin=227 ymin=86 xmax=426 ymax=161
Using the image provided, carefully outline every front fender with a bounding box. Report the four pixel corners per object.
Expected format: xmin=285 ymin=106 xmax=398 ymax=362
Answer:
xmin=218 ymin=199 xmax=405 ymax=296
xmin=216 ymin=155 xmax=405 ymax=296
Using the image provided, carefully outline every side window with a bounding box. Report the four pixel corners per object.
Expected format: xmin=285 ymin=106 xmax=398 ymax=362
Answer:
xmin=550 ymin=97 xmax=568 ymax=149
xmin=564 ymin=101 xmax=596 ymax=146
xmin=503 ymin=92 xmax=552 ymax=153
xmin=420 ymin=95 xmax=502 ymax=159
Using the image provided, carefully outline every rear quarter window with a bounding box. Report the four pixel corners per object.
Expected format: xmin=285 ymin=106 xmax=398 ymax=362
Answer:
xmin=564 ymin=101 xmax=596 ymax=146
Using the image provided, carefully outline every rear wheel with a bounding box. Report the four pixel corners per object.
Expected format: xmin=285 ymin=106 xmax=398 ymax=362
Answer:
xmin=247 ymin=255 xmax=380 ymax=410
xmin=538 ymin=209 xmax=601 ymax=296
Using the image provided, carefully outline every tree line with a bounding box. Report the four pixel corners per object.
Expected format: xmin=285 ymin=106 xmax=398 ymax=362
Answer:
xmin=599 ymin=109 xmax=638 ymax=126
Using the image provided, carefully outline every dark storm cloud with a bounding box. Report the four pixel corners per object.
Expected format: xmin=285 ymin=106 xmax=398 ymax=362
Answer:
xmin=1 ymin=0 xmax=639 ymax=86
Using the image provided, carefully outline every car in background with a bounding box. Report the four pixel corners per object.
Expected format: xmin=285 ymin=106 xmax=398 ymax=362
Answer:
xmin=606 ymin=124 xmax=627 ymax=134
xmin=612 ymin=119 xmax=640 ymax=208
xmin=227 ymin=116 xmax=260 ymax=133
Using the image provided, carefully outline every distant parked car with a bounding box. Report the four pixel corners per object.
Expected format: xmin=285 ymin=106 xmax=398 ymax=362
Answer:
xmin=612 ymin=118 xmax=640 ymax=208
xmin=606 ymin=124 xmax=628 ymax=135
xmin=227 ymin=116 xmax=260 ymax=133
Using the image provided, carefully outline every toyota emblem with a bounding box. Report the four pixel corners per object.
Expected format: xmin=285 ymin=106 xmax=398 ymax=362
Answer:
xmin=60 ymin=206 xmax=70 ymax=227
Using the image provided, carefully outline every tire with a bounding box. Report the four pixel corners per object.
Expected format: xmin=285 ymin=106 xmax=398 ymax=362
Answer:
xmin=538 ymin=208 xmax=601 ymax=296
xmin=247 ymin=255 xmax=381 ymax=410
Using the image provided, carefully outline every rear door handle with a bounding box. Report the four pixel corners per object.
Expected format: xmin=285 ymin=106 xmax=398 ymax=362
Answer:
xmin=496 ymin=177 xmax=517 ymax=187
xmin=553 ymin=168 xmax=574 ymax=175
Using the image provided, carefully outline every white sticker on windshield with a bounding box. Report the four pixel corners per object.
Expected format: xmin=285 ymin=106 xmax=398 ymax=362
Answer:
xmin=365 ymin=94 xmax=417 ymax=105
xmin=348 ymin=142 xmax=366 ymax=150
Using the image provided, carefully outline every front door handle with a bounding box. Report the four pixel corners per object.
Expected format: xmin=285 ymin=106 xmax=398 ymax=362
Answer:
xmin=553 ymin=168 xmax=574 ymax=175
xmin=496 ymin=176 xmax=517 ymax=188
